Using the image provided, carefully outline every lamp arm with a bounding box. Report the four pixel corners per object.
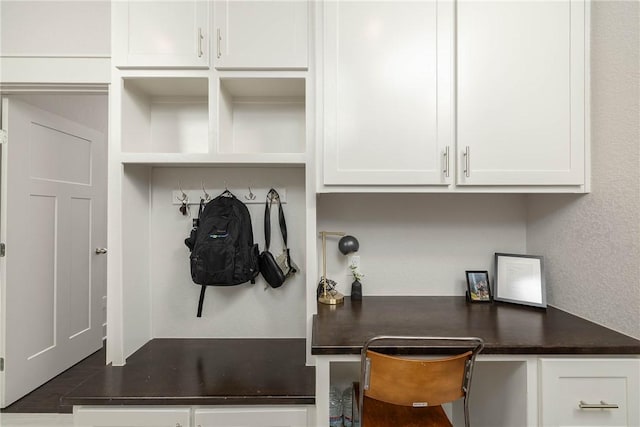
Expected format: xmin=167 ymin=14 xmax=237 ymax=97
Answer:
xmin=318 ymin=231 xmax=349 ymax=305
xmin=318 ymin=231 xmax=346 ymax=282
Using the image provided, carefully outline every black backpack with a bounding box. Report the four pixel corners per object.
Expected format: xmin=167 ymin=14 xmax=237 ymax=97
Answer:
xmin=184 ymin=190 xmax=259 ymax=317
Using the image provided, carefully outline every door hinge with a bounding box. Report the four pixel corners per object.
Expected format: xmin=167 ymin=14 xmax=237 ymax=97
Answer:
xmin=0 ymin=243 xmax=5 ymax=257
xmin=0 ymin=129 xmax=6 ymax=145
xmin=0 ymin=357 xmax=4 ymax=372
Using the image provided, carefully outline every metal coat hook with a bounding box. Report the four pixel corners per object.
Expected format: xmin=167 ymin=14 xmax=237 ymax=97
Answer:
xmin=177 ymin=183 xmax=188 ymax=203
xmin=220 ymin=180 xmax=233 ymax=197
xmin=267 ymin=188 xmax=280 ymax=202
xmin=245 ymin=185 xmax=256 ymax=201
xmin=177 ymin=182 xmax=189 ymax=216
xmin=201 ymin=182 xmax=211 ymax=202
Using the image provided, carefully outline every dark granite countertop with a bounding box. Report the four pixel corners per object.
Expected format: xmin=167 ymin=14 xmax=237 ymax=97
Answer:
xmin=312 ymin=296 xmax=640 ymax=355
xmin=62 ymin=339 xmax=315 ymax=407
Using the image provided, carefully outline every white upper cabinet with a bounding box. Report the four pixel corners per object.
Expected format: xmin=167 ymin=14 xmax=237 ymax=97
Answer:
xmin=214 ymin=1 xmax=308 ymax=69
xmin=456 ymin=1 xmax=586 ymax=187
xmin=322 ymin=1 xmax=454 ymax=186
xmin=113 ymin=1 xmax=209 ymax=68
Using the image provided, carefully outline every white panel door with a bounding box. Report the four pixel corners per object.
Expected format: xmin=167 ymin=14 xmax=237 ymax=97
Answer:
xmin=214 ymin=0 xmax=308 ymax=69
xmin=322 ymin=1 xmax=454 ymax=186
xmin=0 ymin=98 xmax=106 ymax=407
xmin=456 ymin=1 xmax=586 ymax=186
xmin=115 ymin=1 xmax=209 ymax=68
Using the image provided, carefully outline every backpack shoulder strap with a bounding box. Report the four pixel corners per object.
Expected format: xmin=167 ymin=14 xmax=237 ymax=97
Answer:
xmin=185 ymin=198 xmax=206 ymax=251
xmin=197 ymin=285 xmax=206 ymax=318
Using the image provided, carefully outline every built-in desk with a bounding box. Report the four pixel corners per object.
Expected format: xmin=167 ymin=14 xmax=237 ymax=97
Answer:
xmin=312 ymin=297 xmax=640 ymax=427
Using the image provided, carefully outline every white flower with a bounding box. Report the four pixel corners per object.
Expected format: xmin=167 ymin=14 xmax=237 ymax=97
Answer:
xmin=349 ymin=264 xmax=364 ymax=281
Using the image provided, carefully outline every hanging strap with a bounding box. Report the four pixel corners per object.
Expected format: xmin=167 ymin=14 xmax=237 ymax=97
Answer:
xmin=195 ymin=198 xmax=207 ymax=318
xmin=263 ymin=188 xmax=288 ymax=251
xmin=197 ymin=285 xmax=207 ymax=318
xmin=195 ymin=198 xmax=205 ymax=227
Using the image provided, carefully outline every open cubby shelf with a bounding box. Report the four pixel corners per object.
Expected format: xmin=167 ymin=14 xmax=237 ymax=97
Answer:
xmin=218 ymin=77 xmax=306 ymax=155
xmin=119 ymin=76 xmax=307 ymax=160
xmin=122 ymin=77 xmax=209 ymax=154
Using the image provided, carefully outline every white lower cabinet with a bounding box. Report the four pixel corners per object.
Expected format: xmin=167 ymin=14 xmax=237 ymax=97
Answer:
xmin=73 ymin=406 xmax=310 ymax=427
xmin=193 ymin=407 xmax=309 ymax=427
xmin=540 ymin=359 xmax=640 ymax=427
xmin=73 ymin=406 xmax=191 ymax=427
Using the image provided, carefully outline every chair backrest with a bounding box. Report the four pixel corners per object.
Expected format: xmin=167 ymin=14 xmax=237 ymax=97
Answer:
xmin=364 ymin=349 xmax=472 ymax=406
xmin=359 ymin=336 xmax=484 ymax=426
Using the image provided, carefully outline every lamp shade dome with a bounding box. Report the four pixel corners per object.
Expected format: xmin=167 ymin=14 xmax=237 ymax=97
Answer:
xmin=338 ymin=235 xmax=359 ymax=255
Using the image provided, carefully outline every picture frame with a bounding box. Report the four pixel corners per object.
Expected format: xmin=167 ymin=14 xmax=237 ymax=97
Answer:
xmin=465 ymin=271 xmax=492 ymax=302
xmin=494 ymin=253 xmax=546 ymax=308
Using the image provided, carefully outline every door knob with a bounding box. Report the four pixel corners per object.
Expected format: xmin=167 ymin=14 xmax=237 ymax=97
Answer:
xmin=95 ymin=248 xmax=107 ymax=254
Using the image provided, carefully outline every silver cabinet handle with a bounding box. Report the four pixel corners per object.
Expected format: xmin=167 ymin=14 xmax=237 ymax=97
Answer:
xmin=463 ymin=146 xmax=470 ymax=178
xmin=95 ymin=248 xmax=107 ymax=254
xmin=443 ymin=146 xmax=450 ymax=178
xmin=579 ymin=400 xmax=620 ymax=409
xmin=216 ymin=28 xmax=222 ymax=59
xmin=198 ymin=28 xmax=204 ymax=58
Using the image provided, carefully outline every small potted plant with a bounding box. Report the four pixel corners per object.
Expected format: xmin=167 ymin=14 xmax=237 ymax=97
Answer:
xmin=349 ymin=263 xmax=364 ymax=301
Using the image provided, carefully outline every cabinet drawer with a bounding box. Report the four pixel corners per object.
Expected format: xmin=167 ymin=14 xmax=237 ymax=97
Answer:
xmin=540 ymin=359 xmax=640 ymax=427
xmin=194 ymin=406 xmax=309 ymax=427
xmin=73 ymin=406 xmax=191 ymax=427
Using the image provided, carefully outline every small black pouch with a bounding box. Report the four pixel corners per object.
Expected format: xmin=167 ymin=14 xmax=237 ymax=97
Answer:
xmin=259 ymin=250 xmax=286 ymax=288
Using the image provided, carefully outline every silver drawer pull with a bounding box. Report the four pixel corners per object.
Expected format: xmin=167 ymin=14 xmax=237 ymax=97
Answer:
xmin=217 ymin=28 xmax=222 ymax=59
xmin=579 ymin=400 xmax=620 ymax=409
xmin=443 ymin=146 xmax=450 ymax=178
xmin=463 ymin=146 xmax=470 ymax=178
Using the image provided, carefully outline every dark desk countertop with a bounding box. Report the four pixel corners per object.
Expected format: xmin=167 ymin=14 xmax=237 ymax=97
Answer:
xmin=63 ymin=339 xmax=315 ymax=407
xmin=312 ymin=296 xmax=640 ymax=355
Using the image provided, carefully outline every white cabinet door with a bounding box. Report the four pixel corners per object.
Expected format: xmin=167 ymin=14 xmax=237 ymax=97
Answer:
xmin=322 ymin=1 xmax=454 ymax=186
xmin=194 ymin=407 xmax=309 ymax=427
xmin=114 ymin=1 xmax=209 ymax=68
xmin=214 ymin=1 xmax=308 ymax=69
xmin=456 ymin=1 xmax=586 ymax=186
xmin=540 ymin=359 xmax=640 ymax=427
xmin=73 ymin=406 xmax=191 ymax=427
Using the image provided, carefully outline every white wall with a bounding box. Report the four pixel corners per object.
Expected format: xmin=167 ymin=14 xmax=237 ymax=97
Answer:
xmin=317 ymin=193 xmax=528 ymax=296
xmin=149 ymin=167 xmax=307 ymax=338
xmin=0 ymin=1 xmax=110 ymax=84
xmin=0 ymin=1 xmax=110 ymax=57
xmin=527 ymin=1 xmax=640 ymax=339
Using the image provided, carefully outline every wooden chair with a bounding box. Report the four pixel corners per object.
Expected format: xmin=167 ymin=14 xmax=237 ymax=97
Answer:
xmin=355 ymin=336 xmax=484 ymax=427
